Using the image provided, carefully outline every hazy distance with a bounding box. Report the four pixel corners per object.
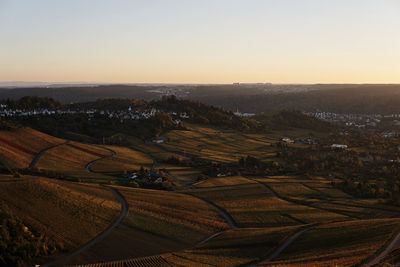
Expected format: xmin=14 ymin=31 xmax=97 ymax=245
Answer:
xmin=1 ymin=0 xmax=400 ymax=84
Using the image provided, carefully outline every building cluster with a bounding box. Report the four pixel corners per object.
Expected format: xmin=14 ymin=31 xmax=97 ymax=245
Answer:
xmin=126 ymin=170 xmax=163 ymax=184
xmin=234 ymin=108 xmax=255 ymax=117
xmin=308 ymin=112 xmax=400 ymax=137
xmin=0 ymin=104 xmax=191 ymax=125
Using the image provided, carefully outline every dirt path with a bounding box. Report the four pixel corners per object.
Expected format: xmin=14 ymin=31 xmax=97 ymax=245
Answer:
xmin=42 ymin=187 xmax=129 ymax=267
xmin=365 ymin=232 xmax=400 ymax=266
xmin=28 ymin=141 xmax=69 ymax=170
xmin=85 ymin=146 xmax=116 ymax=172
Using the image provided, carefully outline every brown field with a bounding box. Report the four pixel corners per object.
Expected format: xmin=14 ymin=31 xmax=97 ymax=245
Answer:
xmin=254 ymin=176 xmax=400 ymax=220
xmin=195 ymin=176 xmax=256 ymax=188
xmin=89 ymin=145 xmax=153 ymax=173
xmin=163 ymin=226 xmax=302 ymax=267
xmin=262 ymin=218 xmax=400 ymax=267
xmin=63 ymin=185 xmax=231 ymax=265
xmin=0 ymin=127 xmax=64 ymax=169
xmin=160 ymin=124 xmax=280 ymax=163
xmin=71 ymin=226 xmax=303 ymax=267
xmin=114 ymin=186 xmax=230 ymax=243
xmin=188 ymin=178 xmax=348 ymax=228
xmin=157 ymin=164 xmax=203 ymax=186
xmin=35 ymin=141 xmax=112 ymax=179
xmin=0 ymin=175 xmax=120 ymax=264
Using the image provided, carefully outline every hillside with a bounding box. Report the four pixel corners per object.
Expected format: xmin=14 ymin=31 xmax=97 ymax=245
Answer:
xmin=2 ymin=84 xmax=400 ymax=114
xmin=253 ymin=110 xmax=334 ymax=132
xmin=5 ymin=97 xmax=261 ymax=144
xmin=0 ymin=176 xmax=120 ymax=266
xmin=0 ymin=127 xmax=64 ymax=170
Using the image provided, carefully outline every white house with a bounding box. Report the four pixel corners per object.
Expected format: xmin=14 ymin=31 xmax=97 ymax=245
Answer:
xmin=331 ymin=144 xmax=348 ymax=149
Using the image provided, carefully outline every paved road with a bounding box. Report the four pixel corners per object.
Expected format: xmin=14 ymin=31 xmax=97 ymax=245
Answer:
xmin=365 ymin=232 xmax=400 ymax=266
xmin=255 ymin=225 xmax=316 ymax=265
xmin=85 ymin=147 xmax=116 ymax=172
xmin=42 ymin=187 xmax=129 ymax=267
xmin=29 ymin=141 xmax=69 ymax=170
xmin=185 ymin=193 xmax=237 ymax=229
xmin=248 ymin=177 xmax=355 ymax=219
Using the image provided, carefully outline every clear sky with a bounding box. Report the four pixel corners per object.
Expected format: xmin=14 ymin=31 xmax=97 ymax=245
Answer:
xmin=1 ymin=0 xmax=399 ymax=84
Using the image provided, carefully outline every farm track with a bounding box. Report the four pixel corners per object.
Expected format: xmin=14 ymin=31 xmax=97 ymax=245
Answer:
xmin=248 ymin=177 xmax=358 ymax=220
xmin=43 ymin=187 xmax=129 ymax=267
xmin=253 ymin=224 xmax=317 ymax=266
xmin=85 ymin=147 xmax=116 ymax=172
xmin=28 ymin=140 xmax=70 ymax=170
xmin=184 ymin=193 xmax=237 ymax=228
xmin=365 ymin=231 xmax=400 ymax=266
xmin=150 ymin=151 xmax=237 ymax=230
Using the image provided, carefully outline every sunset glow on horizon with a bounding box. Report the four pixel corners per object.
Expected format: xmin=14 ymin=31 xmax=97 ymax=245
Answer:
xmin=1 ymin=0 xmax=399 ymax=84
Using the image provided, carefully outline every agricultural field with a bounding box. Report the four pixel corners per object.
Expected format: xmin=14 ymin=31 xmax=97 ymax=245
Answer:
xmin=0 ymin=127 xmax=64 ymax=169
xmin=89 ymin=145 xmax=153 ymax=173
xmin=63 ymin=186 xmax=231 ymax=265
xmin=163 ymin=226 xmax=301 ymax=266
xmin=158 ymin=164 xmax=204 ymax=186
xmin=160 ymin=125 xmax=280 ymax=163
xmin=71 ymin=226 xmax=305 ymax=267
xmin=187 ymin=177 xmax=348 ymax=228
xmin=195 ymin=176 xmax=255 ymax=188
xmin=35 ymin=141 xmax=112 ymax=180
xmin=0 ymin=175 xmax=120 ymax=265
xmin=254 ymin=176 xmax=400 ymax=220
xmin=116 ymin=186 xmax=230 ymax=243
xmin=263 ymin=218 xmax=400 ymax=267
xmin=3 ymin=123 xmax=400 ymax=266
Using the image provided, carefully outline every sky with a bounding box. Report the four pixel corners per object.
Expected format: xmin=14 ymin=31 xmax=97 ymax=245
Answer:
xmin=0 ymin=0 xmax=399 ymax=84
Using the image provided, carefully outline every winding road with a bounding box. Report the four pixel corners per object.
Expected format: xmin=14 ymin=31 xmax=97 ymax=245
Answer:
xmin=42 ymin=187 xmax=128 ymax=267
xmin=85 ymin=146 xmax=116 ymax=172
xmin=365 ymin=232 xmax=400 ymax=266
xmin=192 ymin=195 xmax=238 ymax=229
xmin=254 ymin=224 xmax=317 ymax=266
xmin=40 ymin=144 xmax=130 ymax=266
xmin=29 ymin=141 xmax=69 ymax=170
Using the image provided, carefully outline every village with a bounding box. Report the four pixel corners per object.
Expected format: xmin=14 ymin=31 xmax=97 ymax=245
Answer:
xmin=307 ymin=111 xmax=400 ymax=137
xmin=0 ymin=103 xmax=190 ymax=125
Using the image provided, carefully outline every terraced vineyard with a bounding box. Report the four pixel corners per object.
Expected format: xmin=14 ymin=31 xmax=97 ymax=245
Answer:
xmin=89 ymin=146 xmax=153 ymax=173
xmin=0 ymin=127 xmax=64 ymax=169
xmin=262 ymin=219 xmax=400 ymax=267
xmin=35 ymin=141 xmax=113 ymax=180
xmin=0 ymin=175 xmax=120 ymax=265
xmin=187 ymin=177 xmax=348 ymax=228
xmin=159 ymin=125 xmax=279 ymax=163
xmin=2 ymin=123 xmax=400 ymax=266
